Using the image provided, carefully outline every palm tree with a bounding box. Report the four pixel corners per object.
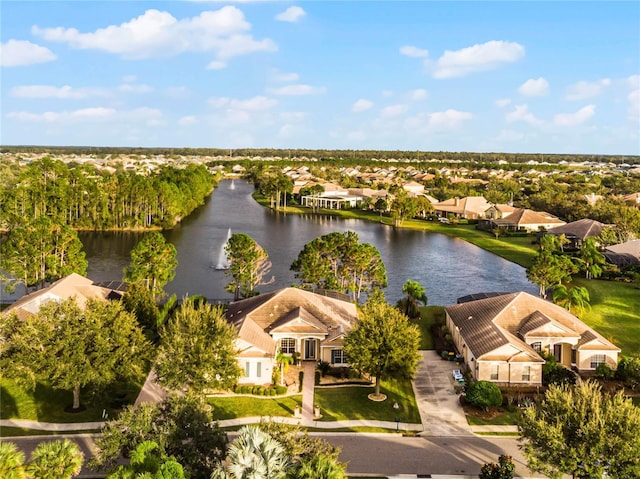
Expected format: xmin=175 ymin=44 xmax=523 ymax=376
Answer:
xmin=290 ymin=454 xmax=346 ymax=479
xmin=26 ymin=439 xmax=83 ymax=479
xmin=552 ymin=285 xmax=591 ymax=317
xmin=220 ymin=426 xmax=289 ymax=479
xmin=396 ymin=279 xmax=427 ymax=318
xmin=578 ymin=237 xmax=606 ymax=280
xmin=0 ymin=442 xmax=26 ymax=479
xmin=275 ymin=350 xmax=294 ymax=386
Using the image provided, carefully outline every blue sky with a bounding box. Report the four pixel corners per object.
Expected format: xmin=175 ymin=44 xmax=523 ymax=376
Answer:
xmin=1 ymin=1 xmax=639 ymax=155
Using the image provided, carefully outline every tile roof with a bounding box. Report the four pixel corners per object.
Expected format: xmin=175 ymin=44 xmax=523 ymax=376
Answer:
xmin=493 ymin=208 xmax=565 ymax=228
xmin=445 ymin=291 xmax=619 ymax=360
xmin=547 ymin=218 xmax=607 ymax=240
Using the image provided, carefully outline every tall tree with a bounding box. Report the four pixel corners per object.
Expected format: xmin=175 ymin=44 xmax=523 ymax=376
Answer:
xmin=155 ymin=301 xmax=242 ymax=395
xmin=2 ymin=298 xmax=149 ymax=410
xmin=396 ymin=279 xmax=428 ymax=318
xmin=577 ymin=237 xmax=606 ymax=280
xmin=526 ymin=235 xmax=578 ymax=299
xmin=291 ymin=231 xmax=387 ymax=302
xmin=224 ymin=233 xmax=273 ymax=300
xmin=26 ymin=439 xmax=83 ymax=479
xmin=92 ymin=395 xmax=228 ymax=479
xmin=389 ymin=188 xmax=418 ymax=227
xmin=344 ymin=298 xmax=421 ymax=398
xmin=518 ymin=379 xmax=640 ymax=479
xmin=124 ymin=232 xmax=177 ymax=299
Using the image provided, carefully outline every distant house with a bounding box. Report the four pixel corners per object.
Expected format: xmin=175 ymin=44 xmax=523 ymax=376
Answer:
xmin=225 ymin=288 xmax=358 ymax=385
xmin=433 ymin=196 xmax=492 ymax=220
xmin=484 ymin=204 xmax=517 ymax=220
xmin=3 ymin=273 xmax=123 ymax=321
xmin=490 ymin=208 xmax=565 ymax=232
xmin=546 ymin=218 xmax=608 ymax=249
xmin=604 ymin=240 xmax=640 ymax=266
xmin=445 ymin=292 xmax=620 ymax=386
xmin=402 ymin=181 xmax=425 ymax=196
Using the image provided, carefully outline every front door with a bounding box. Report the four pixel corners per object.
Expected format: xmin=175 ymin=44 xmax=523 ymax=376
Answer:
xmin=553 ymin=344 xmax=562 ymax=362
xmin=304 ymin=339 xmax=316 ymax=360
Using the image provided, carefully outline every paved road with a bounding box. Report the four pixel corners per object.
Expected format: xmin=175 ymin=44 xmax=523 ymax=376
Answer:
xmin=2 ymin=432 xmax=546 ymax=478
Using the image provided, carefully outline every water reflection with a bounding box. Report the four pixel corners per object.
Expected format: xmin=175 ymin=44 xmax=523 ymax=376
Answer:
xmin=80 ymin=179 xmax=537 ymax=304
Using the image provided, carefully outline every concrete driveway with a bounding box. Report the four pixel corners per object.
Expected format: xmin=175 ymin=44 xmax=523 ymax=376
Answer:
xmin=412 ymin=350 xmax=473 ymax=436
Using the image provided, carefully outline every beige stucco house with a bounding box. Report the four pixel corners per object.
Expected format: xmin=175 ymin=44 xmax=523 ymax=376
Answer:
xmin=225 ymin=288 xmax=358 ymax=385
xmin=433 ymin=196 xmax=492 ymax=220
xmin=490 ymin=208 xmax=565 ymax=232
xmin=3 ymin=273 xmax=123 ymax=321
xmin=445 ymin=292 xmax=620 ymax=386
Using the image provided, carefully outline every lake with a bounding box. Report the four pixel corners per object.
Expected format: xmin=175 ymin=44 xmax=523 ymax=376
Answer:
xmin=79 ymin=179 xmax=537 ymax=305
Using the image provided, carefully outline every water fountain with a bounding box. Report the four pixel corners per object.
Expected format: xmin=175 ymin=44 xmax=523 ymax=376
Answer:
xmin=215 ymin=228 xmax=232 ymax=270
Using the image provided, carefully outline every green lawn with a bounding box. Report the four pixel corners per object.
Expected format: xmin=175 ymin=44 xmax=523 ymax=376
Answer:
xmin=314 ymin=379 xmax=420 ymax=424
xmin=412 ymin=305 xmax=443 ymax=350
xmin=0 ymin=378 xmax=141 ymax=423
xmin=575 ymin=278 xmax=640 ymax=355
xmin=207 ymin=395 xmax=302 ymax=420
xmin=465 ymin=409 xmax=520 ymax=426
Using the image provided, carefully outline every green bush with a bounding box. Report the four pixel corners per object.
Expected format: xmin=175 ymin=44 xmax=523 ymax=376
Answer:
xmin=318 ymin=361 xmax=331 ymax=377
xmin=595 ymin=363 xmax=614 ymax=380
xmin=314 ymin=370 xmax=321 ymax=385
xmin=617 ymin=355 xmax=640 ymax=389
xmin=275 ymin=385 xmax=287 ymax=395
xmin=466 ymin=381 xmax=503 ymax=410
xmin=298 ymin=371 xmax=304 ymax=392
xmin=269 ymin=388 xmax=276 ymax=396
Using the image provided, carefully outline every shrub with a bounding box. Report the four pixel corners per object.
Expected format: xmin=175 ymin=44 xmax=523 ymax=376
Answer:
xmin=269 ymin=388 xmax=276 ymax=396
xmin=479 ymin=454 xmax=515 ymax=479
xmin=298 ymin=371 xmax=304 ymax=392
xmin=595 ymin=363 xmax=614 ymax=380
xmin=318 ymin=361 xmax=331 ymax=377
xmin=275 ymin=385 xmax=287 ymax=395
xmin=314 ymin=370 xmax=321 ymax=385
xmin=617 ymin=355 xmax=640 ymax=389
xmin=542 ymin=353 xmax=576 ymax=386
xmin=465 ymin=381 xmax=503 ymax=410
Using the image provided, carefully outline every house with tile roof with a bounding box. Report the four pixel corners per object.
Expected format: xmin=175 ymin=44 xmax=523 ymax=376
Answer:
xmin=3 ymin=273 xmax=123 ymax=321
xmin=490 ymin=208 xmax=565 ymax=232
xmin=546 ymin=218 xmax=609 ymax=249
xmin=225 ymin=287 xmax=358 ymax=385
xmin=445 ymin=292 xmax=619 ymax=386
xmin=433 ymin=196 xmax=492 ymax=220
xmin=604 ymin=239 xmax=640 ymax=266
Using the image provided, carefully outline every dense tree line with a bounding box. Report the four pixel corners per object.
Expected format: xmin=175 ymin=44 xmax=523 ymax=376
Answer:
xmin=0 ymin=159 xmax=216 ymax=230
xmin=3 ymin=145 xmax=638 ymax=165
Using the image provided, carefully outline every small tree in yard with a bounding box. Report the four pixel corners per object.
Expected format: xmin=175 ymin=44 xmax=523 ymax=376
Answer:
xmin=479 ymin=455 xmax=515 ymax=479
xmin=465 ymin=381 xmax=503 ymax=411
xmin=344 ymin=297 xmax=421 ymax=399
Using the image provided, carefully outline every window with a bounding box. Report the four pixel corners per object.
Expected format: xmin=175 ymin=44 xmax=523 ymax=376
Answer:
xmin=331 ymin=349 xmax=346 ymax=364
xmin=256 ymin=361 xmax=262 ymax=378
xmin=280 ymin=338 xmax=295 ymax=354
xmin=490 ymin=364 xmax=499 ymax=380
xmin=531 ymin=342 xmax=542 ymax=353
xmin=522 ymin=366 xmax=531 ymax=382
xmin=590 ymin=354 xmax=606 ymax=369
xmin=245 ymin=362 xmax=250 ymax=377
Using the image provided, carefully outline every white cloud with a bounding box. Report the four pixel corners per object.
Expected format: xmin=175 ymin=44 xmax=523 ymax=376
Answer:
xmin=1 ymin=39 xmax=57 ymax=67
xmin=275 ymin=6 xmax=306 ymax=23
xmin=553 ymin=104 xmax=595 ymax=126
xmin=410 ymin=89 xmax=428 ymax=101
xmin=206 ymin=60 xmax=227 ymax=70
xmin=496 ymin=129 xmax=524 ymax=142
xmin=10 ymin=85 xmax=110 ymax=99
xmin=399 ymin=45 xmax=429 ymax=58
xmin=381 ymin=90 xmax=394 ymax=97
xmin=433 ymin=40 xmax=525 ymax=79
xmin=178 ymin=115 xmax=198 ymax=126
xmin=347 ymin=130 xmax=366 ymax=141
xmin=506 ymin=104 xmax=543 ymax=126
xmin=122 ymin=74 xmax=137 ymax=83
xmin=380 ymin=104 xmax=408 ymax=117
xmin=279 ymin=111 xmax=306 ymax=121
xmin=495 ymin=98 xmax=512 ymax=108
xmin=428 ymin=109 xmax=472 ymax=128
xmin=32 ymin=7 xmax=276 ymax=67
xmin=209 ymin=95 xmax=277 ymax=111
xmin=518 ymin=77 xmax=549 ymax=97
xmin=352 ymin=99 xmax=373 ymax=112
xmin=268 ymin=84 xmax=325 ymax=96
xmin=119 ymin=83 xmax=154 ymax=93
xmin=565 ymin=78 xmax=611 ymax=101
xmin=270 ymin=69 xmax=299 ymax=82
xmin=7 ymin=106 xmax=164 ymax=126
xmin=517 ymin=109 xmax=541 ymax=124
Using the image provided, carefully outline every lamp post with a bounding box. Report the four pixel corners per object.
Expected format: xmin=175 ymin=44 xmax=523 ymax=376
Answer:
xmin=393 ymin=401 xmax=400 ymax=432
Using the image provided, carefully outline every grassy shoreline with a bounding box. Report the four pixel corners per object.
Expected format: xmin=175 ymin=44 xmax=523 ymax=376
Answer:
xmin=260 ymin=198 xmax=639 ymax=355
